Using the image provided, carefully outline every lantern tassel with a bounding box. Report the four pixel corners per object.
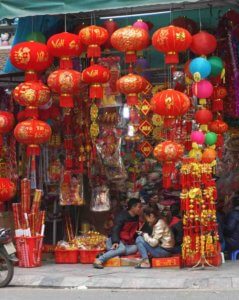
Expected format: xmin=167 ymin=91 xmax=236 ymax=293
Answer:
xmin=25 ymin=71 xmax=39 ymax=82
xmin=125 ymin=51 xmax=137 ymax=64
xmin=162 ymin=162 xmax=175 ymax=189
xmin=60 ymin=94 xmax=74 ymax=108
xmin=165 ymin=52 xmax=179 ymax=65
xmin=30 ymin=155 xmax=37 ymax=189
xmin=60 ymin=57 xmax=73 ymax=69
xmin=87 ymin=45 xmax=101 ymax=58
xmin=27 ymin=145 xmax=40 ymax=157
xmin=212 ymin=99 xmax=223 ymax=112
xmin=90 ymin=84 xmax=103 ymax=99
xmin=127 ymin=94 xmax=138 ymax=106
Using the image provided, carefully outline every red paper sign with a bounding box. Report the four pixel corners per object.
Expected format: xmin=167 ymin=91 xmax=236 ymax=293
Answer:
xmin=139 ymin=141 xmax=153 ymax=157
xmin=139 ymin=120 xmax=153 ymax=136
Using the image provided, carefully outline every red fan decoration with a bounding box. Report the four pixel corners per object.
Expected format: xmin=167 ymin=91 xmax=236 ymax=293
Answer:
xmin=152 ymin=25 xmax=192 ymax=64
xmin=47 ymin=69 xmax=81 ymax=107
xmin=102 ymin=19 xmax=119 ymax=50
xmin=172 ymin=16 xmax=198 ymax=35
xmin=111 ymin=26 xmax=150 ymax=63
xmin=0 ymin=178 xmax=16 ymax=202
xmin=190 ymin=31 xmax=217 ymax=56
xmin=0 ymin=111 xmax=14 ymax=147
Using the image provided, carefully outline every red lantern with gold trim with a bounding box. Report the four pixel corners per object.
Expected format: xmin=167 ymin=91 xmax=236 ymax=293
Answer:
xmin=47 ymin=32 xmax=83 ymax=69
xmin=10 ymin=41 xmax=52 ymax=81
xmin=211 ymin=86 xmax=227 ymax=112
xmin=152 ymin=25 xmax=192 ymax=64
xmin=116 ymin=73 xmax=145 ymax=105
xmin=111 ymin=26 xmax=150 ymax=63
xmin=82 ymin=64 xmax=110 ymax=99
xmin=154 ymin=140 xmax=184 ymax=189
xmin=0 ymin=178 xmax=16 ymax=202
xmin=13 ymin=81 xmax=51 ymax=117
xmin=47 ymin=69 xmax=81 ymax=107
xmin=79 ymin=25 xmax=109 ymax=58
xmin=14 ymin=119 xmax=52 ymax=156
xmin=0 ymin=111 xmax=14 ymax=146
xmin=190 ymin=31 xmax=217 ymax=56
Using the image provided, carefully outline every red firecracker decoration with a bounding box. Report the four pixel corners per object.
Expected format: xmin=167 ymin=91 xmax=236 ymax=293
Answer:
xmin=154 ymin=140 xmax=184 ymax=189
xmin=0 ymin=178 xmax=16 ymax=202
xmin=111 ymin=26 xmax=150 ymax=63
xmin=116 ymin=73 xmax=145 ymax=105
xmin=0 ymin=111 xmax=14 ymax=147
xmin=79 ymin=25 xmax=109 ymax=58
xmin=211 ymin=86 xmax=227 ymax=112
xmin=10 ymin=41 xmax=52 ymax=81
xmin=190 ymin=31 xmax=217 ymax=56
xmin=47 ymin=32 xmax=83 ymax=69
xmin=151 ymin=89 xmax=190 ymax=117
xmin=102 ymin=19 xmax=119 ymax=50
xmin=13 ymin=81 xmax=51 ymax=118
xmin=47 ymin=69 xmax=81 ymax=107
xmin=152 ymin=25 xmax=192 ymax=64
xmin=14 ymin=119 xmax=52 ymax=156
xmin=81 ymin=64 xmax=110 ymax=99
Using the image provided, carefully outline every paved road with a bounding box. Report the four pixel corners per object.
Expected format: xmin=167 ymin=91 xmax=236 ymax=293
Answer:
xmin=2 ymin=288 xmax=239 ymax=300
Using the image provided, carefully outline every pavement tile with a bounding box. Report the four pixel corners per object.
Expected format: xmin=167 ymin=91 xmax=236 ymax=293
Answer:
xmin=208 ymin=277 xmax=232 ymax=289
xmin=85 ymin=277 xmax=123 ymax=288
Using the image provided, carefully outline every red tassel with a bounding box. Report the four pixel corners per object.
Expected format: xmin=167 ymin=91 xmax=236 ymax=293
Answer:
xmin=90 ymin=84 xmax=103 ymax=99
xmin=216 ymin=134 xmax=224 ymax=147
xmin=60 ymin=94 xmax=74 ymax=108
xmin=212 ymin=99 xmax=223 ymax=112
xmin=60 ymin=57 xmax=73 ymax=69
xmin=25 ymin=71 xmax=39 ymax=82
xmin=64 ymin=138 xmax=74 ymax=150
xmin=65 ymin=155 xmax=73 ymax=169
xmin=184 ymin=140 xmax=192 ymax=151
xmin=87 ymin=45 xmax=101 ymax=58
xmin=127 ymin=94 xmax=138 ymax=106
xmin=162 ymin=162 xmax=174 ymax=189
xmin=0 ymin=134 xmax=3 ymax=146
xmin=27 ymin=145 xmax=40 ymax=157
xmin=165 ymin=52 xmax=179 ymax=65
xmin=125 ymin=51 xmax=137 ymax=64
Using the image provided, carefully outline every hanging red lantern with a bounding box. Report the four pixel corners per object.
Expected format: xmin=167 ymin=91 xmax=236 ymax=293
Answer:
xmin=0 ymin=178 xmax=16 ymax=202
xmin=47 ymin=32 xmax=83 ymax=69
xmin=116 ymin=73 xmax=145 ymax=105
xmin=154 ymin=140 xmax=184 ymax=189
xmin=102 ymin=19 xmax=118 ymax=50
xmin=195 ymin=108 xmax=213 ymax=125
xmin=10 ymin=41 xmax=52 ymax=81
xmin=14 ymin=119 xmax=52 ymax=156
xmin=0 ymin=111 xmax=14 ymax=146
xmin=13 ymin=81 xmax=51 ymax=117
xmin=81 ymin=64 xmax=110 ymax=99
xmin=190 ymin=31 xmax=217 ymax=56
xmin=151 ymin=89 xmax=190 ymax=117
xmin=47 ymin=69 xmax=81 ymax=107
xmin=209 ymin=119 xmax=228 ymax=134
xmin=111 ymin=26 xmax=150 ymax=63
xmin=79 ymin=25 xmax=109 ymax=58
xmin=152 ymin=25 xmax=192 ymax=64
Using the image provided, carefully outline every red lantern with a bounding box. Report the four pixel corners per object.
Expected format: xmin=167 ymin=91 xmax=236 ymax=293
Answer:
xmin=172 ymin=16 xmax=198 ymax=35
xmin=0 ymin=111 xmax=14 ymax=146
xmin=47 ymin=32 xmax=83 ymax=69
xmin=13 ymin=81 xmax=51 ymax=117
xmin=154 ymin=140 xmax=184 ymax=189
xmin=47 ymin=69 xmax=81 ymax=107
xmin=116 ymin=73 xmax=145 ymax=105
xmin=151 ymin=89 xmax=190 ymax=117
xmin=14 ymin=119 xmax=52 ymax=156
xmin=152 ymin=25 xmax=192 ymax=64
xmin=209 ymin=119 xmax=228 ymax=134
xmin=111 ymin=26 xmax=149 ymax=63
xmin=79 ymin=25 xmax=109 ymax=58
xmin=102 ymin=19 xmax=118 ymax=50
xmin=81 ymin=64 xmax=110 ymax=99
xmin=10 ymin=41 xmax=52 ymax=81
xmin=195 ymin=109 xmax=213 ymax=125
xmin=0 ymin=178 xmax=16 ymax=202
xmin=190 ymin=31 xmax=217 ymax=56
xmin=211 ymin=86 xmax=227 ymax=112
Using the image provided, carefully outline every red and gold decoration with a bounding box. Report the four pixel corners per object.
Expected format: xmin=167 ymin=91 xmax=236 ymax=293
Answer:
xmin=190 ymin=31 xmax=217 ymax=56
xmin=111 ymin=25 xmax=150 ymax=63
xmin=0 ymin=178 xmax=16 ymax=202
xmin=79 ymin=25 xmax=109 ymax=58
xmin=0 ymin=111 xmax=14 ymax=148
xmin=152 ymin=25 xmax=192 ymax=64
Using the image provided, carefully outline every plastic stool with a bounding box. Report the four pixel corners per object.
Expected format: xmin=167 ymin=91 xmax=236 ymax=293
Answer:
xmin=230 ymin=250 xmax=239 ymax=261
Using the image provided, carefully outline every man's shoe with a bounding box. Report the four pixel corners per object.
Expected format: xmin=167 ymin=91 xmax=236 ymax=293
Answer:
xmin=93 ymin=259 xmax=104 ymax=269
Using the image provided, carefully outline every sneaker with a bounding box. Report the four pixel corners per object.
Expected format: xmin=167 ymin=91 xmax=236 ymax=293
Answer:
xmin=93 ymin=259 xmax=104 ymax=269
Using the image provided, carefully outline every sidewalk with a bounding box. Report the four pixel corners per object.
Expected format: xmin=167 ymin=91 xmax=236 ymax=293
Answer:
xmin=10 ymin=261 xmax=239 ymax=290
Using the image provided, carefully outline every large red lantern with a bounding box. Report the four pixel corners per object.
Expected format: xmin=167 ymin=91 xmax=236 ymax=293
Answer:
xmin=154 ymin=140 xmax=184 ymax=189
xmin=151 ymin=89 xmax=190 ymax=117
xmin=195 ymin=108 xmax=213 ymax=125
xmin=81 ymin=64 xmax=110 ymax=99
xmin=0 ymin=111 xmax=14 ymax=146
xmin=79 ymin=25 xmax=109 ymax=58
xmin=190 ymin=31 xmax=217 ymax=56
xmin=111 ymin=26 xmax=150 ymax=63
xmin=0 ymin=178 xmax=16 ymax=202
xmin=152 ymin=25 xmax=192 ymax=64
xmin=47 ymin=32 xmax=83 ymax=68
xmin=10 ymin=41 xmax=52 ymax=81
xmin=102 ymin=19 xmax=118 ymax=50
xmin=13 ymin=81 xmax=51 ymax=117
xmin=116 ymin=73 xmax=145 ymax=105
xmin=14 ymin=119 xmax=52 ymax=156
xmin=47 ymin=69 xmax=81 ymax=107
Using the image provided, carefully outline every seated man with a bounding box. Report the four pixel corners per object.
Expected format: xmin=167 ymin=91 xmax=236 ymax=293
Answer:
xmin=93 ymin=198 xmax=142 ymax=269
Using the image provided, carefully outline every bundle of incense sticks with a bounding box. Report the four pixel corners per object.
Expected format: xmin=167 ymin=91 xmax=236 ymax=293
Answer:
xmin=13 ymin=179 xmax=46 ymax=238
xmin=65 ymin=213 xmax=74 ymax=242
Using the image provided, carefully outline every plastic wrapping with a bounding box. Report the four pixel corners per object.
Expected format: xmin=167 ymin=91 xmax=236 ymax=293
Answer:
xmin=90 ymin=185 xmax=111 ymax=212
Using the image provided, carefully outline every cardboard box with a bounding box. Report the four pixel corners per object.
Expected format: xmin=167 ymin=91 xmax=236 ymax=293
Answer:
xmin=104 ymin=257 xmax=121 ymax=267
xmin=152 ymin=255 xmax=181 ymax=268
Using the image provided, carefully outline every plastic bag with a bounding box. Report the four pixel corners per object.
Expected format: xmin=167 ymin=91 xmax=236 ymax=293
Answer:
xmin=90 ymin=185 xmax=110 ymax=212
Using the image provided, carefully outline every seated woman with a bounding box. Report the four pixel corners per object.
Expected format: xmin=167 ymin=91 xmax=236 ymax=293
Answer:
xmin=135 ymin=205 xmax=175 ymax=269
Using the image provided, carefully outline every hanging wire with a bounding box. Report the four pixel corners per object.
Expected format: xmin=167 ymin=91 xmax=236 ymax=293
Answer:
xmin=199 ymin=8 xmax=202 ymax=31
xmin=31 ymin=16 xmax=34 ymax=33
xmin=64 ymin=14 xmax=67 ymax=31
